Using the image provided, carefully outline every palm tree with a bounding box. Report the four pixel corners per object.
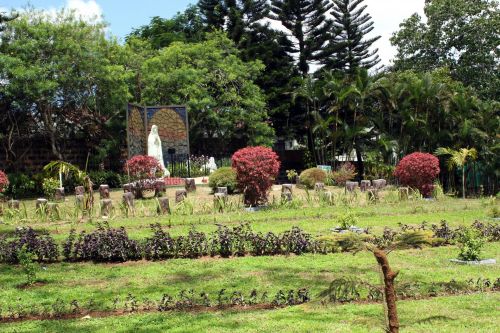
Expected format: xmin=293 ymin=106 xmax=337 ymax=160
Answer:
xmin=292 ymin=75 xmax=320 ymax=164
xmin=43 ymin=161 xmax=86 ymax=188
xmin=434 ymin=147 xmax=478 ymax=198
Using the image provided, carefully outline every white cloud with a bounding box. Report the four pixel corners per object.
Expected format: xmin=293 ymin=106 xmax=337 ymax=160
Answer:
xmin=4 ymin=0 xmax=103 ymax=23
xmin=365 ymin=0 xmax=425 ymax=66
xmin=65 ymin=0 xmax=102 ymax=21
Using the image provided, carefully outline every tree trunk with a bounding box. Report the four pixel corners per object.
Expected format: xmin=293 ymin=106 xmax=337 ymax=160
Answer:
xmin=372 ymin=249 xmax=399 ymax=333
xmin=462 ymin=166 xmax=466 ymax=199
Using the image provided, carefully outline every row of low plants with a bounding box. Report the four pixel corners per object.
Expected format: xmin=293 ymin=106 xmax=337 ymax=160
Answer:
xmin=1 ymin=277 xmax=498 ymax=322
xmin=0 ymin=288 xmax=310 ymax=322
xmin=1 ymin=220 xmax=498 ymax=264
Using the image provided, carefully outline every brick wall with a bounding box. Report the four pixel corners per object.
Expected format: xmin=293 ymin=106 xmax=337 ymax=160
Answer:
xmin=0 ymin=137 xmax=90 ymax=172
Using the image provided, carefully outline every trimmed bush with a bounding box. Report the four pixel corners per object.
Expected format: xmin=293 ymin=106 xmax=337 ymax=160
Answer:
xmin=232 ymin=146 xmax=280 ymax=206
xmin=394 ymin=152 xmax=440 ymax=197
xmin=123 ymin=155 xmax=162 ymax=181
xmin=299 ymin=168 xmax=327 ymax=189
xmin=0 ymin=170 xmax=9 ymax=193
xmin=208 ymin=167 xmax=237 ymax=194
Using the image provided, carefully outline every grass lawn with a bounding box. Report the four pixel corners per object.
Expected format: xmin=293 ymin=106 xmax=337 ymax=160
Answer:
xmin=2 ymin=294 xmax=499 ymax=333
xmin=0 ymin=189 xmax=498 ymax=332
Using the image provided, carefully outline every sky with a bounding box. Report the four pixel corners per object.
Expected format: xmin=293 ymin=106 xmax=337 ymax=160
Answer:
xmin=2 ymin=0 xmax=425 ymax=66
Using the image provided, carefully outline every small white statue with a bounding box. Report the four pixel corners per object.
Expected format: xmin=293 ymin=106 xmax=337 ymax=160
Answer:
xmin=201 ymin=156 xmax=218 ymax=174
xmin=147 ymin=125 xmax=170 ymax=177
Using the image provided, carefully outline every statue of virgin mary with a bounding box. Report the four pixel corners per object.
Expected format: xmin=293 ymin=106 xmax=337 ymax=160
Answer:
xmin=148 ymin=125 xmax=170 ymax=177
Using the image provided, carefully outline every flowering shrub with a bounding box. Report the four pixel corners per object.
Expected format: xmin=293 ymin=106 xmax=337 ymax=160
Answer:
xmin=331 ymin=162 xmax=357 ymax=186
xmin=394 ymin=152 xmax=440 ymax=197
xmin=299 ymin=168 xmax=326 ymax=189
xmin=231 ymin=146 xmax=280 ymax=206
xmin=0 ymin=170 xmax=9 ymax=193
xmin=123 ymin=155 xmax=162 ymax=181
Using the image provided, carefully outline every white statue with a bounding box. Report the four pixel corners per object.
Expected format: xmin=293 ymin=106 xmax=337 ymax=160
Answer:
xmin=148 ymin=125 xmax=170 ymax=177
xmin=201 ymin=156 xmax=218 ymax=174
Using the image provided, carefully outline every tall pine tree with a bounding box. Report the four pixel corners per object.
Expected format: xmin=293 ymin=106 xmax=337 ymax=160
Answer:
xmin=199 ymin=0 xmax=269 ymax=44
xmin=198 ymin=0 xmax=226 ymax=29
xmin=323 ymin=0 xmax=381 ymax=73
xmin=270 ymin=0 xmax=333 ymax=76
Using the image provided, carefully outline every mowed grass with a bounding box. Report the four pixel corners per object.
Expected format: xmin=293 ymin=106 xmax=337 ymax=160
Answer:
xmin=2 ymin=294 xmax=499 ymax=333
xmin=0 ymin=194 xmax=498 ymax=332
xmin=1 ymin=243 xmax=498 ymax=312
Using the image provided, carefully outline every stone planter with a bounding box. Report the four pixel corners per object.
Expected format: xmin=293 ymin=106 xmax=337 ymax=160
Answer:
xmin=449 ymin=259 xmax=496 ymax=265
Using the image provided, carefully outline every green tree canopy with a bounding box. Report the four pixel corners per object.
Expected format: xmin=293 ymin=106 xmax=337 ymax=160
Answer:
xmin=391 ymin=0 xmax=500 ymax=99
xmin=0 ymin=8 xmax=130 ymax=165
xmin=141 ymin=32 xmax=275 ymax=152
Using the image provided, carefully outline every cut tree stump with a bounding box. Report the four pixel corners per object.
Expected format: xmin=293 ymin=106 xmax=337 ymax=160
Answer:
xmin=175 ymin=190 xmax=187 ymax=203
xmin=185 ymin=178 xmax=196 ymax=192
xmin=99 ymin=185 xmax=110 ymax=199
xmin=8 ymin=200 xmax=20 ymax=210
xmin=157 ymin=197 xmax=170 ymax=215
xmin=101 ymin=199 xmax=113 ymax=217
xmin=345 ymin=181 xmax=358 ymax=192
xmin=360 ymin=180 xmax=371 ymax=192
xmin=75 ymin=186 xmax=85 ymax=196
xmin=54 ymin=188 xmax=65 ymax=201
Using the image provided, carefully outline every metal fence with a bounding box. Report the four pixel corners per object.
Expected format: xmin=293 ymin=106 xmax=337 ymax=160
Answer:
xmin=165 ymin=154 xmax=231 ymax=178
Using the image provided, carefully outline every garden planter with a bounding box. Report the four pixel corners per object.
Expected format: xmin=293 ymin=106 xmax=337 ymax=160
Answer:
xmin=449 ymin=259 xmax=496 ymax=265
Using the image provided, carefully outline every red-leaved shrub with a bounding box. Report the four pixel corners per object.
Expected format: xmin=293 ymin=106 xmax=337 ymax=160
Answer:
xmin=123 ymin=155 xmax=162 ymax=181
xmin=394 ymin=152 xmax=440 ymax=197
xmin=232 ymin=146 xmax=280 ymax=206
xmin=0 ymin=170 xmax=9 ymax=193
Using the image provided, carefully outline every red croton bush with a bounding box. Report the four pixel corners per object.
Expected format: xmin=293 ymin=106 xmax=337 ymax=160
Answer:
xmin=0 ymin=170 xmax=9 ymax=193
xmin=232 ymin=146 xmax=280 ymax=206
xmin=123 ymin=155 xmax=162 ymax=181
xmin=394 ymin=152 xmax=440 ymax=197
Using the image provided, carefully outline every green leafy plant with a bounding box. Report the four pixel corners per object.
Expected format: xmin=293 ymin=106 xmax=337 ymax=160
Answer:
xmin=286 ymin=169 xmax=298 ymax=182
xmin=456 ymin=227 xmax=485 ymax=261
xmin=208 ymin=167 xmax=237 ymax=194
xmin=42 ymin=178 xmax=59 ymax=199
xmin=337 ymin=212 xmax=359 ymax=230
xmin=17 ymin=245 xmax=37 ymax=286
